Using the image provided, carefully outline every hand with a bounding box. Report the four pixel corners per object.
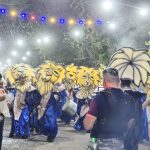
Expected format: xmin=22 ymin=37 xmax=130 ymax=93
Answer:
xmin=0 ymin=96 xmax=5 ymax=102
xmin=128 ymin=119 xmax=135 ymax=128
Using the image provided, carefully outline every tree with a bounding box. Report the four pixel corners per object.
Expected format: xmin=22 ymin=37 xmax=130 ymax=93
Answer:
xmin=63 ymin=27 xmax=117 ymax=67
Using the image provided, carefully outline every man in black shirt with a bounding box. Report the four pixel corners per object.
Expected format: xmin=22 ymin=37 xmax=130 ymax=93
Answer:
xmin=84 ymin=68 xmax=134 ymax=150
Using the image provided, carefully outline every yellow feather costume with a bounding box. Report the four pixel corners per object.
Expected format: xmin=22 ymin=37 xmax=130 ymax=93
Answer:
xmin=64 ymin=64 xmax=78 ymax=91
xmin=6 ymin=64 xmax=34 ymax=92
xmin=34 ymin=61 xmax=65 ymax=95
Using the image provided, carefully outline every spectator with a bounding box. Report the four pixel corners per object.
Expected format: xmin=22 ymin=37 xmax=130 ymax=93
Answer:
xmin=84 ymin=68 xmax=134 ymax=150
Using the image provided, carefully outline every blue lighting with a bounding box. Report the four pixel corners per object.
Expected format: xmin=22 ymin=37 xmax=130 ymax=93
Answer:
xmin=21 ymin=13 xmax=27 ymax=19
xmin=0 ymin=8 xmax=6 ymax=14
xmin=59 ymin=18 xmax=65 ymax=24
xmin=41 ymin=16 xmax=46 ymax=22
xmin=79 ymin=20 xmax=84 ymax=25
xmin=97 ymin=20 xmax=103 ymax=25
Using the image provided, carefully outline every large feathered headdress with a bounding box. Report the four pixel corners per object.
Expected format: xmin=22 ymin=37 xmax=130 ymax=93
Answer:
xmin=35 ymin=61 xmax=65 ymax=95
xmin=6 ymin=63 xmax=34 ymax=92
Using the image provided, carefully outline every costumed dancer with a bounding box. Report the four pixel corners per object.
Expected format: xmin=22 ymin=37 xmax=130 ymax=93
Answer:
xmin=6 ymin=64 xmax=34 ymax=139
xmin=57 ymin=83 xmax=73 ymax=125
xmin=35 ymin=61 xmax=65 ymax=142
xmin=74 ymin=67 xmax=101 ymax=131
xmin=62 ymin=64 xmax=79 ymax=123
xmin=25 ymin=85 xmax=41 ymax=133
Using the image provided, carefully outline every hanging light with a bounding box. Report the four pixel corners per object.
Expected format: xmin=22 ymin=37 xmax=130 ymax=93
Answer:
xmin=68 ymin=18 xmax=76 ymax=26
xmin=30 ymin=15 xmax=36 ymax=21
xmin=79 ymin=20 xmax=84 ymax=25
xmin=49 ymin=17 xmax=57 ymax=24
xmin=86 ymin=19 xmax=93 ymax=27
xmin=59 ymin=18 xmax=65 ymax=24
xmin=41 ymin=16 xmax=46 ymax=22
xmin=0 ymin=8 xmax=6 ymax=14
xmin=9 ymin=9 xmax=17 ymax=17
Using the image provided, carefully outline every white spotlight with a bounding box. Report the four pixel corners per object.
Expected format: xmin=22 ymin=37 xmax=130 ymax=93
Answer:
xmin=37 ymin=39 xmax=42 ymax=44
xmin=109 ymin=23 xmax=116 ymax=29
xmin=26 ymin=51 xmax=31 ymax=56
xmin=22 ymin=57 xmax=27 ymax=61
xmin=12 ymin=50 xmax=17 ymax=56
xmin=17 ymin=39 xmax=24 ymax=46
xmin=71 ymin=29 xmax=83 ymax=39
xmin=102 ymin=1 xmax=113 ymax=11
xmin=6 ymin=59 xmax=11 ymax=63
xmin=73 ymin=30 xmax=81 ymax=37
xmin=43 ymin=37 xmax=50 ymax=43
xmin=140 ymin=8 xmax=148 ymax=16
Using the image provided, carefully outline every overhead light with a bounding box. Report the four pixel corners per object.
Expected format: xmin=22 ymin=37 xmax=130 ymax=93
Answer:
xmin=12 ymin=50 xmax=17 ymax=56
xmin=37 ymin=39 xmax=42 ymax=44
xmin=102 ymin=1 xmax=113 ymax=11
xmin=109 ymin=22 xmax=116 ymax=30
xmin=22 ymin=57 xmax=27 ymax=61
xmin=16 ymin=39 xmax=24 ymax=46
xmin=26 ymin=51 xmax=31 ymax=56
xmin=43 ymin=37 xmax=50 ymax=43
xmin=140 ymin=8 xmax=148 ymax=16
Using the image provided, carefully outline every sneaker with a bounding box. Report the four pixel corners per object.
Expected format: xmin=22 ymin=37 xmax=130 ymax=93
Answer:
xmin=9 ymin=133 xmax=14 ymax=138
xmin=47 ymin=136 xmax=54 ymax=142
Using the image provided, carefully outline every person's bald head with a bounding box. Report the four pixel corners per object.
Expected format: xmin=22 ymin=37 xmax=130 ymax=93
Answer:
xmin=103 ymin=68 xmax=120 ymax=89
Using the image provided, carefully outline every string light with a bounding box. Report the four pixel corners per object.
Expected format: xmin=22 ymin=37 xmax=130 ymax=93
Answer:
xmin=30 ymin=15 xmax=36 ymax=21
xmin=9 ymin=9 xmax=17 ymax=17
xmin=41 ymin=16 xmax=46 ymax=22
xmin=59 ymin=18 xmax=65 ymax=24
xmin=86 ymin=19 xmax=93 ymax=27
xmin=97 ymin=20 xmax=103 ymax=25
xmin=79 ymin=20 xmax=84 ymax=25
xmin=0 ymin=8 xmax=6 ymax=14
xmin=68 ymin=18 xmax=76 ymax=26
xmin=21 ymin=12 xmax=27 ymax=19
xmin=49 ymin=17 xmax=57 ymax=24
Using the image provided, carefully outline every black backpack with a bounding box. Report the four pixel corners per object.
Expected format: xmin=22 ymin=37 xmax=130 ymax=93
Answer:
xmin=91 ymin=89 xmax=134 ymax=139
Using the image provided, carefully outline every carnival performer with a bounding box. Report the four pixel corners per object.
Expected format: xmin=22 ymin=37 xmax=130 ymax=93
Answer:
xmin=62 ymin=64 xmax=78 ymax=123
xmin=6 ymin=64 xmax=34 ymax=139
xmin=25 ymin=85 xmax=41 ymax=133
xmin=74 ymin=67 xmax=101 ymax=131
xmin=55 ymin=83 xmax=67 ymax=118
xmin=35 ymin=61 xmax=65 ymax=142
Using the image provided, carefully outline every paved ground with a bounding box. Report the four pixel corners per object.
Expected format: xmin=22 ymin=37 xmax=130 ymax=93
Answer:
xmin=2 ymin=119 xmax=90 ymax=150
xmin=2 ymin=119 xmax=150 ymax=150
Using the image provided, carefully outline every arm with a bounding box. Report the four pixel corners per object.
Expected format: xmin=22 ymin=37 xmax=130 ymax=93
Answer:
xmin=84 ymin=114 xmax=96 ymax=131
xmin=84 ymin=95 xmax=100 ymax=131
xmin=142 ymin=99 xmax=150 ymax=109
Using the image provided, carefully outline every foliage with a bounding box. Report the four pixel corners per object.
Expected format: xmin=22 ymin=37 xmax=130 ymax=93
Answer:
xmin=63 ymin=27 xmax=117 ymax=67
